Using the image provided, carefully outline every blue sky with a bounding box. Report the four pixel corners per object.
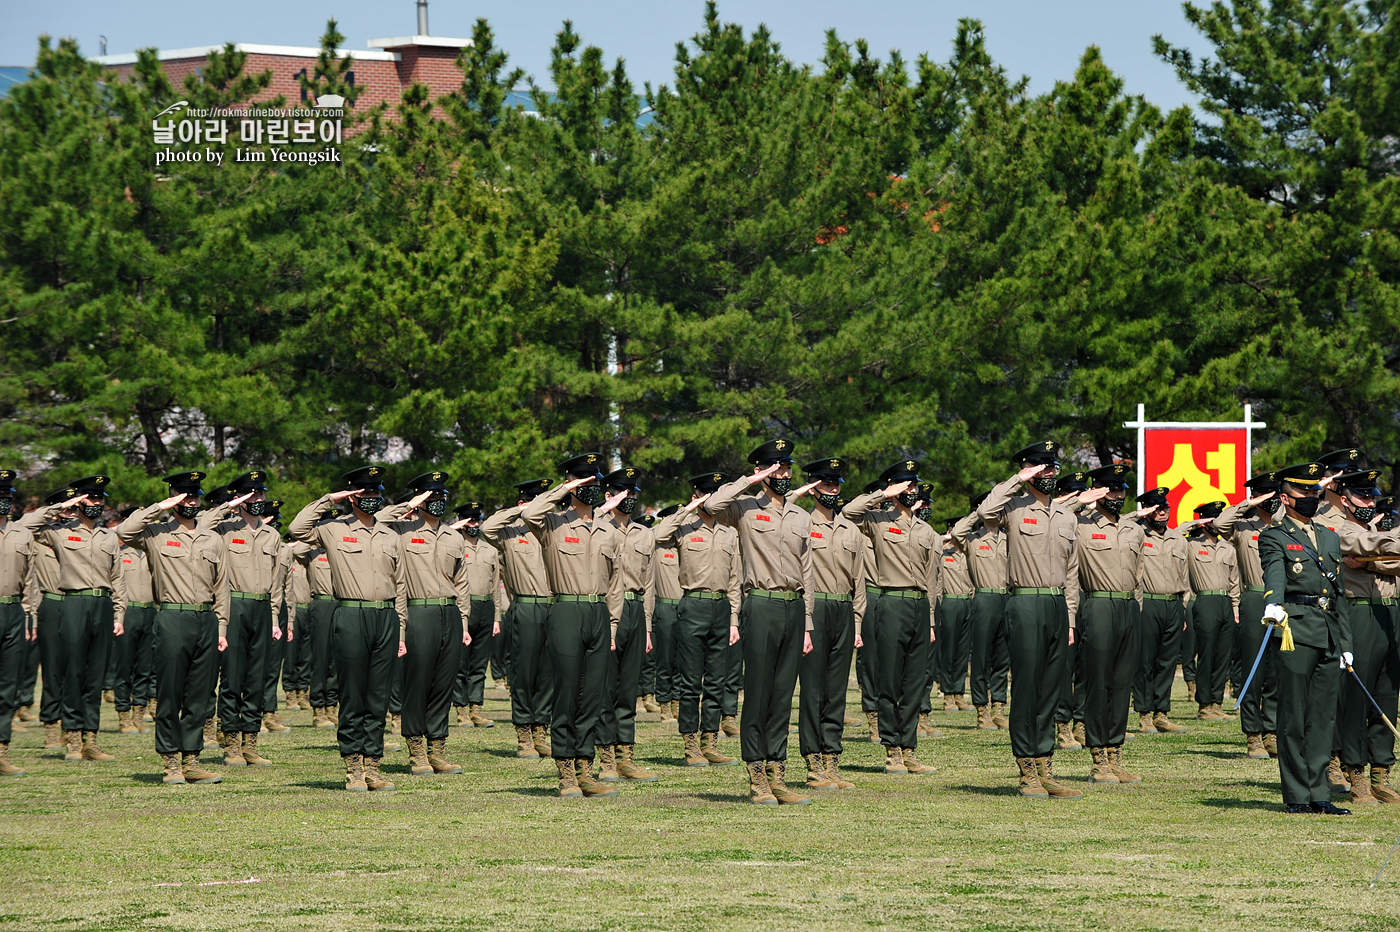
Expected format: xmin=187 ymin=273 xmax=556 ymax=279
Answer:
xmin=1 ymin=1 xmax=1209 ymax=112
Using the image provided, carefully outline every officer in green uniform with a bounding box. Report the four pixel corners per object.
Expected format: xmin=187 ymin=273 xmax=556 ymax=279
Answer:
xmin=842 ymin=460 xmax=939 ymax=777
xmin=978 ymin=441 xmax=1082 ymax=799
xmin=1214 ymin=473 xmax=1283 ymax=757
xmin=793 ymin=457 xmax=865 ymax=790
xmin=0 ymin=470 xmax=36 ymax=777
xmin=118 ymin=472 xmax=228 ymax=784
xmin=523 ymin=453 xmax=627 ymax=799
xmin=1261 ymin=462 xmax=1353 ymax=814
xmin=1186 ymin=501 xmax=1240 ymax=721
xmin=480 ymin=479 xmax=555 ymax=759
xmin=290 ymin=465 xmax=405 ymax=792
xmin=596 ymin=467 xmax=658 ymax=783
xmin=707 ymin=440 xmax=817 ymax=806
xmin=950 ymin=492 xmax=1010 ymax=730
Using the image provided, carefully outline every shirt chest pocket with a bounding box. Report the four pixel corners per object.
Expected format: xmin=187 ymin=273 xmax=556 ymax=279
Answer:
xmin=683 ymin=535 xmax=710 ymax=554
xmin=159 ymin=538 xmax=188 ymax=560
xmin=1083 ymin=533 xmax=1114 ymax=552
xmin=557 ymin=535 xmax=585 ymax=557
xmin=337 ymin=538 xmax=365 ymax=557
xmin=841 ymin=537 xmax=859 ymax=556
xmin=226 ymin=536 xmax=252 ymax=556
xmin=61 ymin=535 xmax=88 ymax=554
xmin=808 ymin=532 xmax=830 ymax=552
xmin=1016 ymin=518 xmax=1047 ymax=551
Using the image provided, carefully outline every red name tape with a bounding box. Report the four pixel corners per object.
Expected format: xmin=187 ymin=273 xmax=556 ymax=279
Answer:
xmin=67 ymin=535 xmax=82 ymax=541
xmin=1023 ymin=518 xmax=1037 ymax=524
xmin=564 ymin=536 xmax=580 ymax=543
xmin=517 ymin=539 xmax=529 ymax=545
xmin=888 ymin=528 xmax=903 ymax=535
xmin=810 ymin=532 xmax=824 ymax=539
xmin=411 ymin=538 xmax=426 ymax=544
xmin=317 ymin=556 xmax=328 ymax=562
xmin=1198 ymin=550 xmax=1209 ymax=556
xmin=1251 ymin=535 xmax=1259 ymax=541
xmin=342 ymin=537 xmax=358 ymax=543
xmin=756 ymin=515 xmax=772 ymax=522
xmin=663 ymin=554 xmax=675 ymax=559
xmin=1144 ymin=542 xmax=1154 ymax=548
xmin=231 ymin=538 xmax=246 ymax=544
xmin=165 ymin=541 xmax=181 ymax=547
xmin=1092 ymin=533 xmax=1106 ymax=540
xmin=978 ymin=544 xmax=991 ymax=550
xmin=122 ymin=558 xmax=132 ymax=564
xmin=689 ymin=536 xmax=705 ymax=543
xmin=945 ymin=557 xmax=956 ymax=563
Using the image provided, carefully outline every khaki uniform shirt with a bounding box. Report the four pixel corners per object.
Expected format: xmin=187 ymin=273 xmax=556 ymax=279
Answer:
xmin=522 ymin=484 xmax=624 ymax=634
xmin=949 ymin=513 xmax=1008 ymax=591
xmin=1214 ymin=502 xmax=1275 ymax=590
xmin=0 ymin=518 xmax=36 ymax=601
xmin=283 ymin=542 xmax=311 ymax=605
xmin=653 ymin=510 xmax=742 ymax=625
xmin=1076 ymin=508 xmax=1145 ymax=597
xmin=1329 ymin=518 xmax=1400 ymax=601
xmin=1186 ymin=532 xmax=1240 ymax=611
xmin=120 ymin=545 xmax=154 ymax=604
xmin=652 ymin=537 xmax=682 ymax=602
xmin=936 ymin=538 xmax=974 ymax=599
xmin=290 ymin=541 xmax=334 ymax=597
xmin=386 ymin=516 xmax=472 ymax=639
xmin=706 ymin=478 xmax=816 ymax=631
xmin=842 ymin=492 xmax=939 ymax=626
xmin=34 ymin=515 xmax=126 ymax=624
xmin=610 ymin=516 xmax=656 ymax=632
xmin=118 ymin=505 xmax=231 ymax=635
xmin=807 ymin=507 xmax=867 ymax=624
xmin=205 ymin=513 xmax=284 ymax=621
xmin=20 ymin=510 xmax=64 ymax=596
xmin=978 ymin=476 xmax=1081 ymax=627
xmin=480 ymin=506 xmax=552 ymax=598
xmin=461 ymin=534 xmax=505 ymax=625
xmin=1137 ymin=523 xmax=1190 ymax=600
xmin=290 ymin=497 xmax=404 ymax=642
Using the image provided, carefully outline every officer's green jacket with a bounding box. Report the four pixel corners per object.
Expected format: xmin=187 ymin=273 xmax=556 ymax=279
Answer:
xmin=1259 ymin=515 xmax=1352 ymax=654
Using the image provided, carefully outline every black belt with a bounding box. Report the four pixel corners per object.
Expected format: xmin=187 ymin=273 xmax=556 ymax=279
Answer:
xmin=1285 ymin=594 xmax=1336 ymax=611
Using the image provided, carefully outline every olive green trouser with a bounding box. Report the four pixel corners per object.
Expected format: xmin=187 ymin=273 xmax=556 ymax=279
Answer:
xmin=857 ymin=589 xmax=881 ymax=713
xmin=739 ymin=594 xmax=803 ymax=763
xmin=113 ymin=604 xmax=157 ymax=711
xmin=453 ymin=599 xmax=495 ymax=707
xmin=1079 ymin=597 xmax=1139 ymax=748
xmin=601 ymin=599 xmax=645 ymax=745
xmin=937 ymin=596 xmax=973 ymax=697
xmin=0 ymin=602 xmax=24 ymax=745
xmin=675 ymin=595 xmax=729 ymax=735
xmin=1007 ymin=593 xmax=1069 ymax=759
xmin=650 ymin=600 xmax=678 ymax=703
xmin=219 ymin=597 xmax=271 ymax=734
xmin=36 ymin=597 xmax=63 ymax=723
xmin=508 ymin=600 xmax=554 ymax=728
xmin=1277 ymin=632 xmax=1341 ymax=806
xmin=401 ymin=602 xmax=462 ymax=740
xmin=1192 ymin=593 xmax=1232 ymax=707
xmin=1134 ymin=597 xmax=1184 ymax=714
xmin=60 ymin=592 xmax=114 ymax=732
xmin=547 ymin=600 xmax=610 ymax=760
xmin=1235 ymin=590 xmax=1278 ymax=734
xmin=1340 ymin=602 xmax=1398 ymax=769
xmin=152 ymin=607 xmax=220 ymax=756
xmin=875 ymin=593 xmax=930 ymax=750
xmin=332 ymin=604 xmax=398 ymax=758
xmin=306 ymin=598 xmax=340 ymax=708
xmin=969 ymin=591 xmax=1009 ymax=706
xmin=798 ymin=598 xmax=854 ymax=756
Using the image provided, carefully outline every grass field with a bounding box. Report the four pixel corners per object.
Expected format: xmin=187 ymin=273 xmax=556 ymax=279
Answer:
xmin=3 ymin=676 xmax=1399 ymax=932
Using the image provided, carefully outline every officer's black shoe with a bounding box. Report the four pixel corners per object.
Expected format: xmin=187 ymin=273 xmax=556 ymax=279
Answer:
xmin=1285 ymin=803 xmax=1314 ymax=814
xmin=1311 ymin=800 xmax=1351 ymax=815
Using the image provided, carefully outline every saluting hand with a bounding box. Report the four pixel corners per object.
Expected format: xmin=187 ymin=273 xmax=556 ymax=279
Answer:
xmin=791 ymin=480 xmax=820 ymax=500
xmin=327 ymin=488 xmax=364 ymax=503
xmin=682 ymin=494 xmax=710 ymax=514
xmin=562 ymin=476 xmax=593 ymax=493
xmin=156 ymin=493 xmax=188 ymax=511
xmin=1078 ymin=487 xmax=1111 ymax=504
xmin=449 ymin=518 xmax=470 ymax=531
xmin=228 ymin=492 xmax=255 ymax=510
xmin=881 ymin=480 xmax=913 ymax=500
xmin=598 ymin=490 xmax=630 ymax=515
xmin=1248 ymin=491 xmax=1276 ymax=507
xmin=747 ymin=463 xmax=782 ymax=485
xmin=405 ymin=489 xmax=434 ymax=512
xmin=1016 ymin=464 xmax=1048 ymax=484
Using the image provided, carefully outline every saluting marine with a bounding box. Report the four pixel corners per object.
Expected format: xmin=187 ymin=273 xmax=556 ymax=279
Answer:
xmin=949 ymin=492 xmax=1010 ymax=731
xmin=0 ymin=470 xmax=36 ymax=777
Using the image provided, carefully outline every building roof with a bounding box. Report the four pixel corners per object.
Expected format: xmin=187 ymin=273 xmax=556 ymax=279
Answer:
xmin=0 ymin=66 xmax=30 ymax=99
xmin=92 ymin=43 xmax=404 ymax=66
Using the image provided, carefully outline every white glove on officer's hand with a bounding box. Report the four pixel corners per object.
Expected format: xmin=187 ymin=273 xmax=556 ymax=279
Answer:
xmin=1340 ymin=651 xmax=1354 ymax=670
xmin=1263 ymin=603 xmax=1286 ymax=623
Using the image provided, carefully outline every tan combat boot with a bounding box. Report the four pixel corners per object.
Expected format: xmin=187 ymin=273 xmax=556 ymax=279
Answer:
xmin=44 ymin=722 xmax=62 ymax=748
xmin=1017 ymin=756 xmax=1048 ymax=798
xmin=117 ymin=708 xmax=137 ymax=734
xmin=917 ymin=712 xmax=931 ymax=737
xmin=515 ymin=725 xmax=539 ymax=759
xmin=1056 ymin=722 xmax=1081 ymax=750
xmin=941 ymin=693 xmax=957 ymax=712
xmin=81 ymin=731 xmax=113 ymax=761
xmin=747 ymin=760 xmax=777 ymax=805
xmin=1186 ymin=680 xmax=1197 ymax=703
xmin=1153 ymin=712 xmax=1187 ymax=733
xmin=1089 ymin=747 xmax=1116 ymax=783
xmin=955 ymin=694 xmax=973 ymax=712
xmin=668 ymin=700 xmax=679 ymax=722
xmin=284 ymin=689 xmax=297 ymax=708
xmin=220 ymin=731 xmax=246 ymax=767
xmin=765 ymin=760 xmax=812 ymax=805
xmin=1139 ymin=712 xmax=1159 ymax=734
xmin=62 ymin=729 xmax=83 ymax=762
xmin=556 ymin=758 xmax=582 ymax=798
xmin=660 ymin=701 xmax=676 ymax=723
xmin=406 ymin=736 xmax=433 ymax=775
xmin=203 ymin=717 xmax=218 ymax=749
xmin=389 ymin=713 xmax=402 ymax=736
xmin=992 ymin=702 xmax=1009 ymax=729
xmin=1072 ymin=721 xmax=1086 ymax=746
xmin=17 ymin=704 xmax=36 ymax=722
xmin=1035 ymin=756 xmax=1083 ymax=799
xmin=242 ymin=732 xmax=272 ymax=766
xmin=429 ymin=738 xmax=462 ymax=774
xmin=902 ymin=747 xmax=937 ymax=775
xmin=297 ymin=690 xmax=312 ymax=711
xmin=263 ymin=712 xmax=289 ymax=733
xmin=702 ymin=732 xmax=738 ymax=766
xmin=883 ymin=745 xmax=908 ymax=774
xmin=1371 ymin=766 xmax=1400 ymax=804
xmin=1329 ymin=755 xmax=1351 ymax=793
xmin=617 ymin=744 xmax=659 ymax=782
xmin=0 ymin=742 xmax=24 ymax=777
xmin=1348 ymin=766 xmax=1378 ymax=805
xmin=181 ymin=753 xmax=222 ymax=783
xmin=597 ymin=744 xmax=621 ymax=782
xmin=844 ymin=708 xmax=862 ymax=725
xmin=1196 ymin=702 xmax=1218 ymax=721
xmin=532 ymin=725 xmax=552 ymax=758
xmin=161 ymin=752 xmax=185 ymax=784
xmin=328 ymin=705 xmax=339 ymax=724
xmin=131 ymin=704 xmax=152 ymax=734
xmin=363 ymin=756 xmax=394 ymax=791
xmin=454 ymin=705 xmax=469 ymax=727
xmin=1245 ymin=733 xmax=1269 ymax=759
xmin=1217 ymin=702 xmax=1237 ymax=720
xmin=975 ymin=705 xmax=996 ymax=730
xmin=469 ymin=704 xmax=494 ymax=728
xmin=145 ymin=699 xmax=157 ymax=722
xmin=683 ymin=732 xmax=708 ymax=767
xmin=313 ymin=707 xmax=332 ymax=729
xmin=102 ymin=688 xmax=114 ymax=704
xmin=865 ymin=711 xmax=880 ymax=743
xmin=642 ymin=694 xmax=662 ymax=713
xmin=804 ymin=753 xmax=838 ymax=791
xmin=823 ymin=753 xmax=855 ymax=790
xmin=575 ymin=758 xmax=619 ymax=798
xmin=721 ymin=714 xmax=739 ymax=737
xmin=1109 ymin=746 xmax=1142 ymax=784
xmin=343 ymin=753 xmax=367 ymax=791
xmin=1264 ymin=732 xmax=1278 ymax=757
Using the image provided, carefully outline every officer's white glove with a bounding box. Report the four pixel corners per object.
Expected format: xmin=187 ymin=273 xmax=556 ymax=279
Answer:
xmin=1263 ymin=603 xmax=1286 ymax=623
xmin=1340 ymin=651 xmax=1354 ymax=670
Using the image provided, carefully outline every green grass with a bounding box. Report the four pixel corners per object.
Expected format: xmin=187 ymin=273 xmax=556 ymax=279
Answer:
xmin=3 ymin=677 xmax=1399 ymax=932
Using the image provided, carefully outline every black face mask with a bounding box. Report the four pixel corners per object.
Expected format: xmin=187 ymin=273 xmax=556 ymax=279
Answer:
xmin=1351 ymin=505 xmax=1376 ymax=524
xmin=355 ymin=496 xmax=385 ymax=515
xmin=1290 ymin=495 xmax=1322 ymax=518
xmin=615 ymin=495 xmax=638 ymax=515
xmin=1031 ymin=476 xmax=1059 ymax=495
xmin=915 ymin=507 xmax=932 ymax=523
xmin=0 ymin=498 xmax=11 ymax=517
xmin=1100 ymin=498 xmax=1124 ymax=517
xmin=243 ymin=500 xmax=267 ymax=517
xmin=1148 ymin=519 xmax=1167 ymax=533
xmin=464 ymin=524 xmax=480 ymax=538
xmin=766 ymin=477 xmax=792 ymax=497
xmin=425 ymin=498 xmax=448 ymax=517
xmin=1381 ymin=515 xmax=1396 ymax=532
xmin=574 ymin=484 xmax=604 ymax=507
xmin=1259 ymin=497 xmax=1282 ymax=515
xmin=815 ymin=491 xmax=840 ymax=511
xmin=176 ymin=504 xmax=201 ymax=520
xmin=897 ymin=492 xmax=918 ymax=508
xmin=81 ymin=504 xmax=105 ymax=519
